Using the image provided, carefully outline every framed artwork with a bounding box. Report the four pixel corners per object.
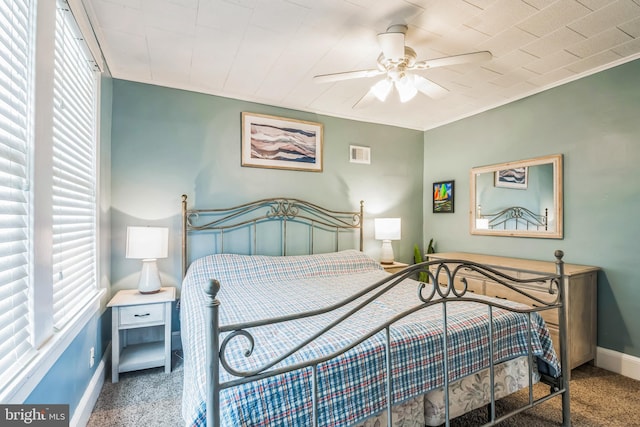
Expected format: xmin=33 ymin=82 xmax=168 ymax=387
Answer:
xmin=241 ymin=112 xmax=323 ymax=172
xmin=495 ymin=167 xmax=528 ymax=189
xmin=433 ymin=180 xmax=454 ymax=213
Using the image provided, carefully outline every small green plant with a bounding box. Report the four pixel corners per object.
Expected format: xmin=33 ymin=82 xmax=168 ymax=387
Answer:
xmin=413 ymin=244 xmax=422 ymax=263
xmin=426 ymin=238 xmax=435 ymax=255
xmin=413 ymin=244 xmax=429 ymax=283
xmin=413 ymin=239 xmax=435 ymax=283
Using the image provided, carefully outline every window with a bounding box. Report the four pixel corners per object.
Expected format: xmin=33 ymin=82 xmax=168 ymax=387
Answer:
xmin=0 ymin=0 xmax=36 ymax=390
xmin=0 ymin=0 xmax=102 ymax=400
xmin=52 ymin=2 xmax=97 ymax=329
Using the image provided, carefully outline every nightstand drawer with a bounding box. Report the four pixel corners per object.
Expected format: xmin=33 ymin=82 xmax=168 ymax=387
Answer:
xmin=119 ymin=304 xmax=165 ymax=326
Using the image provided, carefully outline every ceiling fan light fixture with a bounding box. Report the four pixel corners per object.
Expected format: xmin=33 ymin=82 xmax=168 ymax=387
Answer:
xmin=313 ymin=24 xmax=493 ymax=109
xmin=371 ymin=78 xmax=392 ymax=102
xmin=395 ymin=75 xmax=417 ymax=103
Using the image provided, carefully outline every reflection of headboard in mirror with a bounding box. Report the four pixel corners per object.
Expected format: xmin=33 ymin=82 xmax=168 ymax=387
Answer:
xmin=476 ymin=206 xmax=548 ymax=231
xmin=470 ymin=154 xmax=563 ymax=239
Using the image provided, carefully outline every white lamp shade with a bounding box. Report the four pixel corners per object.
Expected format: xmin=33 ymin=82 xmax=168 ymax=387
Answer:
xmin=371 ymin=78 xmax=392 ymax=102
xmin=375 ymin=218 xmax=401 ymax=241
xmin=126 ymin=226 xmax=169 ymax=259
xmin=395 ymin=75 xmax=418 ymax=103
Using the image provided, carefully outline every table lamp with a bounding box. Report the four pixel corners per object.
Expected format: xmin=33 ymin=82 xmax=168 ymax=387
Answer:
xmin=126 ymin=226 xmax=169 ymax=294
xmin=374 ymin=218 xmax=401 ymax=264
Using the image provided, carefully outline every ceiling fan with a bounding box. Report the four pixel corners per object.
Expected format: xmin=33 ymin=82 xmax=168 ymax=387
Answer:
xmin=313 ymin=24 xmax=492 ymax=108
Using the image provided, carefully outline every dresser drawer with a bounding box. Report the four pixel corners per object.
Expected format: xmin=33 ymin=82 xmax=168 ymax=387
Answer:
xmin=457 ymin=265 xmax=517 ymax=281
xmin=430 ymin=265 xmax=484 ymax=295
xmin=484 ymin=281 xmax=559 ymax=326
xmin=119 ymin=303 xmax=165 ymax=326
xmin=453 ymin=275 xmax=484 ymax=294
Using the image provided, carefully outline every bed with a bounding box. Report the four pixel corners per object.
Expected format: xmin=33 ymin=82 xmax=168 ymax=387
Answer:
xmin=179 ymin=195 xmax=570 ymax=427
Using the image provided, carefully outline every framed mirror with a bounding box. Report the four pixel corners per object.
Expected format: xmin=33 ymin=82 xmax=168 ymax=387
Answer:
xmin=470 ymin=154 xmax=563 ymax=239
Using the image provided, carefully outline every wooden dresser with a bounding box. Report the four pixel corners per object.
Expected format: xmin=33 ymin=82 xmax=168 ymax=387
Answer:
xmin=427 ymin=252 xmax=599 ymax=372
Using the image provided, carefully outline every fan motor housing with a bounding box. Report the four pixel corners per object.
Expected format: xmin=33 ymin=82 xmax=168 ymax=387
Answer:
xmin=377 ymin=46 xmax=417 ymax=79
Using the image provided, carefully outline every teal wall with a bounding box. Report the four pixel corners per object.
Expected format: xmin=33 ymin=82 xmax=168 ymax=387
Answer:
xmin=110 ymin=80 xmax=424 ymax=300
xmin=423 ymin=58 xmax=640 ymax=358
xmin=25 ymin=315 xmax=106 ymax=406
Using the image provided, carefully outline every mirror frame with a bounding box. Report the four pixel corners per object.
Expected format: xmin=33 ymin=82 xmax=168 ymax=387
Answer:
xmin=470 ymin=154 xmax=563 ymax=239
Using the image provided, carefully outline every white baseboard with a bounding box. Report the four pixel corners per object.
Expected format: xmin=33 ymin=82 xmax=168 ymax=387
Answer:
xmin=596 ymin=346 xmax=640 ymax=381
xmin=71 ymin=343 xmax=110 ymax=427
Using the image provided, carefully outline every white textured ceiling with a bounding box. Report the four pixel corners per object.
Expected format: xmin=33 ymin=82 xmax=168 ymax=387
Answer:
xmin=84 ymin=0 xmax=640 ymax=130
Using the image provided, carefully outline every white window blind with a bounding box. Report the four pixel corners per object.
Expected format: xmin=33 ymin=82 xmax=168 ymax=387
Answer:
xmin=0 ymin=0 xmax=35 ymax=387
xmin=52 ymin=3 xmax=97 ymax=329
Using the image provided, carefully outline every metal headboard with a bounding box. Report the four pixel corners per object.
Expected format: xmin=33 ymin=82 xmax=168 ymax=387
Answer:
xmin=481 ymin=206 xmax=548 ymax=231
xmin=181 ymin=195 xmax=364 ymax=278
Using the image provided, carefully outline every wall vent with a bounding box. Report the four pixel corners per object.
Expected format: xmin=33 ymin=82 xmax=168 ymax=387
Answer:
xmin=349 ymin=145 xmax=371 ymax=164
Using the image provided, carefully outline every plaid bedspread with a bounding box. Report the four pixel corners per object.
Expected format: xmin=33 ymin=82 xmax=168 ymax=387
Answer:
xmin=180 ymin=250 xmax=559 ymax=426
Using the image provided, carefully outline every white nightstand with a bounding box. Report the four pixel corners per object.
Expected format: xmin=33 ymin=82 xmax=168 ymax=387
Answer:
xmin=381 ymin=261 xmax=409 ymax=274
xmin=108 ymin=287 xmax=176 ymax=383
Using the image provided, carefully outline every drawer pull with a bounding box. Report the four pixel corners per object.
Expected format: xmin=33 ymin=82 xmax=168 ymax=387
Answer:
xmin=493 ymin=295 xmax=507 ymax=300
xmin=134 ymin=313 xmax=151 ymax=317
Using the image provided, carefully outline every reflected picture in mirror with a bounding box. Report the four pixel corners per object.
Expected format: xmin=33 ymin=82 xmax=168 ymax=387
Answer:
xmin=495 ymin=167 xmax=527 ymax=189
xmin=470 ymin=154 xmax=563 ymax=239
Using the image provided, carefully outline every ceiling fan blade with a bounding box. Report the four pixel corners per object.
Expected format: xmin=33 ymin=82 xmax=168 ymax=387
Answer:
xmin=352 ymin=88 xmax=378 ymax=109
xmin=412 ymin=75 xmax=449 ymax=99
xmin=413 ymin=51 xmax=492 ymax=69
xmin=313 ymin=68 xmax=384 ymax=84
xmin=377 ymin=31 xmax=405 ymax=61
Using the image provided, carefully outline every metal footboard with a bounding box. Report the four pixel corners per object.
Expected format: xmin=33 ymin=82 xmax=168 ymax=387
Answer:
xmin=202 ymin=251 xmax=570 ymax=427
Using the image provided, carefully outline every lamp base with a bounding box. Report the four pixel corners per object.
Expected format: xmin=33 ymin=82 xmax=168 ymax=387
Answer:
xmin=137 ymin=259 xmax=162 ymax=294
xmin=380 ymin=239 xmax=395 ymax=264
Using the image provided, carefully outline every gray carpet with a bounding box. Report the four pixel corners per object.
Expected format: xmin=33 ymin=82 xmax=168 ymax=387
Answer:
xmin=88 ymin=353 xmax=640 ymax=426
xmin=87 ymin=351 xmax=184 ymax=426
xmin=450 ymin=363 xmax=640 ymax=426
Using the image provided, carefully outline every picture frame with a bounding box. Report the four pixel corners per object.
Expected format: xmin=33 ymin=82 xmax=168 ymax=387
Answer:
xmin=433 ymin=180 xmax=454 ymax=213
xmin=241 ymin=112 xmax=323 ymax=172
xmin=495 ymin=167 xmax=528 ymax=189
